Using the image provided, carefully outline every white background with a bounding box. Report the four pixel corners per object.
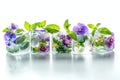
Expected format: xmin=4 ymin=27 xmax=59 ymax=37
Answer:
xmin=0 ymin=0 xmax=120 ymax=80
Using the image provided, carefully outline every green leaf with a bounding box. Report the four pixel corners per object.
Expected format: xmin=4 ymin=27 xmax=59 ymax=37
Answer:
xmin=89 ymin=37 xmax=93 ymax=43
xmin=45 ymin=24 xmax=60 ymax=34
xmin=68 ymin=31 xmax=77 ymax=41
xmin=37 ymin=20 xmax=46 ymax=28
xmin=10 ymin=30 xmax=14 ymax=34
xmin=92 ymin=29 xmax=96 ymax=36
xmin=87 ymin=24 xmax=97 ymax=30
xmin=64 ymin=19 xmax=71 ymax=32
xmin=20 ymin=42 xmax=29 ymax=50
xmin=80 ymin=43 xmax=84 ymax=47
xmin=15 ymin=35 xmax=26 ymax=44
xmin=15 ymin=29 xmax=24 ymax=33
xmin=94 ymin=42 xmax=99 ymax=47
xmin=98 ymin=27 xmax=112 ymax=35
xmin=2 ymin=28 xmax=9 ymax=32
xmin=6 ymin=46 xmax=19 ymax=53
xmin=94 ymin=42 xmax=104 ymax=47
xmin=32 ymin=47 xmax=39 ymax=52
xmin=78 ymin=35 xmax=86 ymax=43
xmin=39 ymin=40 xmax=46 ymax=46
xmin=24 ymin=21 xmax=31 ymax=31
xmin=31 ymin=23 xmax=37 ymax=30
xmin=96 ymin=23 xmax=101 ymax=27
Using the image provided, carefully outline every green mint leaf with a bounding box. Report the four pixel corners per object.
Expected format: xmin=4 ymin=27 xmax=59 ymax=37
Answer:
xmin=68 ymin=31 xmax=77 ymax=41
xmin=96 ymin=23 xmax=101 ymax=27
xmin=37 ymin=20 xmax=46 ymax=28
xmin=15 ymin=35 xmax=26 ymax=44
xmin=77 ymin=35 xmax=85 ymax=43
xmin=20 ymin=42 xmax=29 ymax=50
xmin=89 ymin=37 xmax=93 ymax=43
xmin=6 ymin=46 xmax=19 ymax=53
xmin=64 ymin=19 xmax=71 ymax=32
xmin=87 ymin=24 xmax=97 ymax=30
xmin=94 ymin=42 xmax=104 ymax=47
xmin=31 ymin=23 xmax=37 ymax=30
xmin=24 ymin=21 xmax=31 ymax=31
xmin=98 ymin=27 xmax=112 ymax=35
xmin=94 ymin=42 xmax=99 ymax=47
xmin=32 ymin=47 xmax=39 ymax=52
xmin=92 ymin=29 xmax=97 ymax=36
xmin=2 ymin=28 xmax=9 ymax=32
xmin=80 ymin=43 xmax=84 ymax=47
xmin=10 ymin=30 xmax=14 ymax=33
xmin=45 ymin=24 xmax=60 ymax=34
xmin=15 ymin=29 xmax=24 ymax=33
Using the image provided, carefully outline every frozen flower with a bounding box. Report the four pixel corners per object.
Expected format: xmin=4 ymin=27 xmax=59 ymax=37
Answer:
xmin=39 ymin=31 xmax=49 ymax=41
xmin=39 ymin=46 xmax=49 ymax=52
xmin=4 ymin=31 xmax=16 ymax=46
xmin=66 ymin=35 xmax=71 ymax=40
xmin=39 ymin=46 xmax=46 ymax=52
xmin=10 ymin=23 xmax=18 ymax=30
xmin=73 ymin=23 xmax=88 ymax=35
xmin=45 ymin=37 xmax=50 ymax=41
xmin=62 ymin=35 xmax=72 ymax=47
xmin=104 ymin=34 xmax=114 ymax=49
xmin=59 ymin=34 xmax=65 ymax=39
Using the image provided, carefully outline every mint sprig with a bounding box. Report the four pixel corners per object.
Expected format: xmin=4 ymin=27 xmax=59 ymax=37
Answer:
xmin=87 ymin=23 xmax=112 ymax=36
xmin=64 ymin=19 xmax=77 ymax=41
xmin=64 ymin=19 xmax=71 ymax=33
xmin=87 ymin=23 xmax=97 ymax=36
xmin=37 ymin=20 xmax=46 ymax=28
xmin=24 ymin=20 xmax=60 ymax=34
xmin=24 ymin=21 xmax=31 ymax=31
xmin=24 ymin=21 xmax=38 ymax=31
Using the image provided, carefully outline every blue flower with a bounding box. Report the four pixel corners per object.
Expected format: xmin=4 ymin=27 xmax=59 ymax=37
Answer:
xmin=4 ymin=31 xmax=16 ymax=46
xmin=73 ymin=23 xmax=88 ymax=35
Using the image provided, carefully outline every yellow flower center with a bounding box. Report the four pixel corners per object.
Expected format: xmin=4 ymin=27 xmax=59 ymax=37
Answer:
xmin=52 ymin=43 xmax=58 ymax=48
xmin=98 ymin=35 xmax=104 ymax=42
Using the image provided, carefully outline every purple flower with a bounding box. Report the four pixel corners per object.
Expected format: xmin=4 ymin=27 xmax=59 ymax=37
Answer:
xmin=59 ymin=35 xmax=65 ymax=39
xmin=10 ymin=23 xmax=18 ymax=30
xmin=40 ymin=30 xmax=46 ymax=32
xmin=34 ymin=30 xmax=46 ymax=33
xmin=46 ymin=46 xmax=50 ymax=52
xmin=73 ymin=23 xmax=88 ymax=35
xmin=39 ymin=46 xmax=47 ymax=52
xmin=66 ymin=35 xmax=71 ymax=40
xmin=62 ymin=35 xmax=72 ymax=47
xmin=45 ymin=37 xmax=50 ymax=41
xmin=39 ymin=34 xmax=50 ymax=42
xmin=104 ymin=34 xmax=114 ymax=49
xmin=4 ymin=31 xmax=16 ymax=46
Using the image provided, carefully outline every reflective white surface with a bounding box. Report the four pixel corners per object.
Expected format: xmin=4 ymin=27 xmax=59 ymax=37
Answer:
xmin=0 ymin=51 xmax=120 ymax=80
